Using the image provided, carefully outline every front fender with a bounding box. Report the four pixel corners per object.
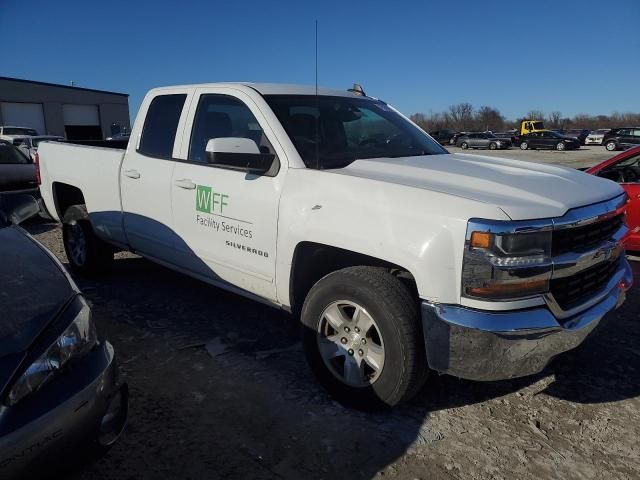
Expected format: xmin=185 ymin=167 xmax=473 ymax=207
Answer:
xmin=275 ymin=169 xmax=508 ymax=307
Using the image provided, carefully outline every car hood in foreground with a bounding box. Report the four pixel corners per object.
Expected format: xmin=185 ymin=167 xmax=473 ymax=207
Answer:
xmin=0 ymin=226 xmax=75 ymax=359
xmin=335 ymin=153 xmax=624 ymax=220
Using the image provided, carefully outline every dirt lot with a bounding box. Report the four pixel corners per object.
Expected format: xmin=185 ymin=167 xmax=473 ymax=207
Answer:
xmin=448 ymin=144 xmax=614 ymax=170
xmin=24 ymin=222 xmax=640 ymax=480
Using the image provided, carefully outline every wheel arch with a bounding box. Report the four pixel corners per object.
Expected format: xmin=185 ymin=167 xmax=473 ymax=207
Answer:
xmin=288 ymin=241 xmax=418 ymax=316
xmin=52 ymin=182 xmax=85 ymax=220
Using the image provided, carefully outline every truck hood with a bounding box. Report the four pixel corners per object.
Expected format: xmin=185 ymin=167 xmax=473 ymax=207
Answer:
xmin=335 ymin=153 xmax=624 ymax=220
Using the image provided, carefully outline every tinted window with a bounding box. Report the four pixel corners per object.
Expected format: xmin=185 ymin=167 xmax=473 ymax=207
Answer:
xmin=0 ymin=144 xmax=30 ymax=164
xmin=189 ymin=95 xmax=269 ymax=163
xmin=3 ymin=127 xmax=37 ymax=136
xmin=138 ymin=94 xmax=187 ymax=158
xmin=266 ymin=95 xmax=446 ymax=169
xmin=617 ymin=129 xmax=631 ymax=136
xmin=632 ymin=129 xmax=640 ymax=137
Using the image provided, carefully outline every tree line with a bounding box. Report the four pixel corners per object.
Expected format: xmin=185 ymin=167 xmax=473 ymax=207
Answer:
xmin=410 ymin=103 xmax=640 ymax=133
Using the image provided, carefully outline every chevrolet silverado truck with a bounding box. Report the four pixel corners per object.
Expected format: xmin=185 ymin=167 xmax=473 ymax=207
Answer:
xmin=38 ymin=83 xmax=633 ymax=408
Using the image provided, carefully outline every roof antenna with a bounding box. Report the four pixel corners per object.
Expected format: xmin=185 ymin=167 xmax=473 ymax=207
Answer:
xmin=314 ymin=19 xmax=320 ymax=170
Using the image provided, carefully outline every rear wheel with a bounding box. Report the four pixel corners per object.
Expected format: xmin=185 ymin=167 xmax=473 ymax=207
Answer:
xmin=605 ymin=140 xmax=618 ymax=151
xmin=301 ymin=267 xmax=427 ymax=409
xmin=520 ymin=141 xmax=529 ymax=150
xmin=556 ymin=142 xmax=566 ymax=151
xmin=460 ymin=142 xmax=469 ymax=149
xmin=62 ymin=205 xmax=114 ymax=274
xmin=489 ymin=142 xmax=497 ymax=150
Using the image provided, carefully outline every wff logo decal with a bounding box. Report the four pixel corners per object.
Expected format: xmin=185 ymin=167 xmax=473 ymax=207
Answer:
xmin=196 ymin=185 xmax=229 ymax=214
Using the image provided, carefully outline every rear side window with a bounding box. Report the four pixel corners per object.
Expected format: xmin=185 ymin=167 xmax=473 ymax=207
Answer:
xmin=138 ymin=94 xmax=187 ymax=158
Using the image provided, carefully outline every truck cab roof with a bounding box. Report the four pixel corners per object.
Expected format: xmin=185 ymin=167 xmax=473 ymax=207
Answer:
xmin=148 ymin=82 xmax=366 ymax=99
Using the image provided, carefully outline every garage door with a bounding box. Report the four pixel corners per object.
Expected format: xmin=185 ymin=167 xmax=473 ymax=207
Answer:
xmin=1 ymin=102 xmax=46 ymax=134
xmin=63 ymin=104 xmax=101 ymax=140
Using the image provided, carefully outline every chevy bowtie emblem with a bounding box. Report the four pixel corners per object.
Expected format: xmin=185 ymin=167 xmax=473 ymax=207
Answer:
xmin=593 ymin=243 xmax=621 ymax=262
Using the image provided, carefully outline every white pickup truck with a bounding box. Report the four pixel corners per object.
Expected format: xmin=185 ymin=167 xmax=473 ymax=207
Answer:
xmin=38 ymin=83 xmax=633 ymax=407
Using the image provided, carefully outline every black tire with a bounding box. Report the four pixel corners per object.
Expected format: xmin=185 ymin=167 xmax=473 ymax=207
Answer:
xmin=556 ymin=142 xmax=565 ymax=151
xmin=460 ymin=142 xmax=468 ymax=149
xmin=520 ymin=141 xmax=528 ymax=150
xmin=62 ymin=205 xmax=114 ymax=274
xmin=605 ymin=140 xmax=618 ymax=151
xmin=300 ymin=266 xmax=427 ymax=409
xmin=489 ymin=142 xmax=497 ymax=150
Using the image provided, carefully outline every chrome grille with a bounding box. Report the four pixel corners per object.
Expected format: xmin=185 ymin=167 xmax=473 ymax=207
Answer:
xmin=552 ymin=214 xmax=624 ymax=255
xmin=550 ymin=257 xmax=620 ymax=310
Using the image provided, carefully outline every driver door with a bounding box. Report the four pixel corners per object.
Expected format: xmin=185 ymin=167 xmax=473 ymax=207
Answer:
xmin=169 ymin=87 xmax=286 ymax=300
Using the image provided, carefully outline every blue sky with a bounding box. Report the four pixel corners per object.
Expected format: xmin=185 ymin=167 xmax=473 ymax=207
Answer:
xmin=1 ymin=0 xmax=638 ymax=122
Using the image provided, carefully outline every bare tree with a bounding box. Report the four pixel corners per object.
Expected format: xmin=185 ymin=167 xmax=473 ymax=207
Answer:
xmin=475 ymin=106 xmax=505 ymax=132
xmin=547 ymin=111 xmax=562 ymax=128
xmin=448 ymin=103 xmax=474 ymax=131
xmin=525 ymin=110 xmax=545 ymax=120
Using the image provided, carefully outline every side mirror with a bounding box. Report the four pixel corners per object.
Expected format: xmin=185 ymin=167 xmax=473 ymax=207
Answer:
xmin=0 ymin=194 xmax=40 ymax=225
xmin=205 ymin=138 xmax=275 ymax=175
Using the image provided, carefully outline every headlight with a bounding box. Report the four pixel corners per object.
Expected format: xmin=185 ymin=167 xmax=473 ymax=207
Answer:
xmin=462 ymin=220 xmax=552 ymax=300
xmin=7 ymin=296 xmax=97 ymax=405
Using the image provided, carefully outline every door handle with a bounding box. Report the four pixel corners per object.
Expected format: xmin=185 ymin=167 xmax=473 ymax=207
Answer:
xmin=123 ymin=169 xmax=141 ymax=179
xmin=175 ymin=179 xmax=196 ymax=190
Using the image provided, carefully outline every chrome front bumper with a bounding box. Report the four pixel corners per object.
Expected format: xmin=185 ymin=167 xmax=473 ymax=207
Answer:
xmin=421 ymin=257 xmax=633 ymax=381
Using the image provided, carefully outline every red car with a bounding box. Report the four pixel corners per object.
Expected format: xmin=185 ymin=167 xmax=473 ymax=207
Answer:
xmin=586 ymin=145 xmax=640 ymax=250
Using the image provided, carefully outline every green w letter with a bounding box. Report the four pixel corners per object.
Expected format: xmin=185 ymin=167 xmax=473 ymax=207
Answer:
xmin=196 ymin=185 xmax=212 ymax=213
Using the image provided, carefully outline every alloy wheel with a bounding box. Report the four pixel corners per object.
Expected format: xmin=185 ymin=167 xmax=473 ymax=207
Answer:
xmin=316 ymin=300 xmax=385 ymax=388
xmin=67 ymin=222 xmax=87 ymax=266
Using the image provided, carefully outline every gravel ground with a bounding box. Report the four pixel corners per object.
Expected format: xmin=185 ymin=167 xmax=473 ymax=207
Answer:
xmin=24 ymin=222 xmax=640 ymax=480
xmin=447 ymin=144 xmax=615 ymax=170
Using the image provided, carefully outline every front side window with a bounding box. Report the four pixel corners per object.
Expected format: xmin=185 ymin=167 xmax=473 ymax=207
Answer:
xmin=189 ymin=94 xmax=270 ymax=163
xmin=138 ymin=94 xmax=187 ymax=158
xmin=265 ymin=95 xmax=446 ymax=169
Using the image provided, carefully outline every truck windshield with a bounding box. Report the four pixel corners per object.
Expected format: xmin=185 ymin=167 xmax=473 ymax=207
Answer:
xmin=265 ymin=95 xmax=447 ymax=169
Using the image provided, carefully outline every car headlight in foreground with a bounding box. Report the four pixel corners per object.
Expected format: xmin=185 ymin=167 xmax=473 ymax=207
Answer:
xmin=462 ymin=220 xmax=552 ymax=300
xmin=7 ymin=296 xmax=97 ymax=406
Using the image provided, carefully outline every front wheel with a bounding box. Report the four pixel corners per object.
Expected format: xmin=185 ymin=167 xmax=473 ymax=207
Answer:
xmin=489 ymin=142 xmax=497 ymax=150
xmin=301 ymin=267 xmax=427 ymax=409
xmin=556 ymin=142 xmax=566 ymax=151
xmin=605 ymin=141 xmax=617 ymax=151
xmin=460 ymin=142 xmax=469 ymax=149
xmin=63 ymin=205 xmax=114 ymax=275
xmin=520 ymin=141 xmax=529 ymax=150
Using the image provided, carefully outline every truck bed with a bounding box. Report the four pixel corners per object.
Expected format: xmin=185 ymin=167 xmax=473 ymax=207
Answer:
xmin=38 ymin=141 xmax=127 ymax=245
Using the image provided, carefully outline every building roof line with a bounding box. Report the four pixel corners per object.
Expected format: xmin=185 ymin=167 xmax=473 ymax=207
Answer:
xmin=0 ymin=76 xmax=129 ymax=97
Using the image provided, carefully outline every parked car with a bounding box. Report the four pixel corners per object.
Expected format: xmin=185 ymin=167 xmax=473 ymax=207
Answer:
xmin=428 ymin=129 xmax=455 ymax=145
xmin=449 ymin=131 xmax=467 ymax=145
xmin=0 ymin=140 xmax=37 ymax=194
xmin=38 ymin=82 xmax=632 ymax=408
xmin=603 ymin=127 xmax=640 ymax=151
xmin=0 ymin=195 xmax=128 ymax=479
xmin=0 ymin=126 xmax=38 ymax=145
xmin=585 ymin=129 xmax=611 ymax=145
xmin=586 ymin=145 xmax=640 ymax=250
xmin=457 ymin=132 xmax=512 ymax=150
xmin=564 ymin=129 xmax=591 ymax=145
xmin=520 ymin=131 xmax=581 ymax=150
xmin=16 ymin=136 xmax=64 ymax=161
